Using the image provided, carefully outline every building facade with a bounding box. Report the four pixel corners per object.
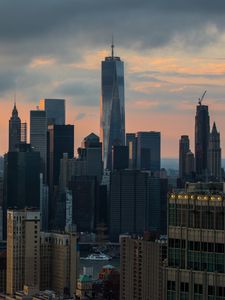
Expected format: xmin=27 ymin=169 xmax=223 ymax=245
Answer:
xmin=39 ymin=99 xmax=65 ymax=125
xmin=6 ymin=209 xmax=40 ymax=296
xmin=164 ymin=189 xmax=225 ymax=299
xmin=8 ymin=104 xmax=21 ymax=152
xmin=100 ymin=44 xmax=125 ymax=170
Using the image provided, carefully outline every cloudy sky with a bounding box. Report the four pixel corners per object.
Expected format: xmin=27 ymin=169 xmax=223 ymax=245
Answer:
xmin=1 ymin=0 xmax=225 ymax=157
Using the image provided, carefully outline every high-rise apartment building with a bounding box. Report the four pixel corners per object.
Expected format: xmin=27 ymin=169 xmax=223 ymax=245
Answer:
xmin=195 ymin=102 xmax=210 ymax=179
xmin=164 ymin=186 xmax=225 ymax=299
xmin=179 ymin=135 xmax=190 ymax=180
xmin=30 ymin=110 xmax=47 ymax=181
xmin=39 ymin=99 xmax=65 ymax=125
xmin=136 ymin=131 xmax=161 ymax=172
xmin=208 ymin=122 xmax=221 ymax=181
xmin=120 ymin=234 xmax=167 ymax=300
xmin=6 ymin=209 xmax=40 ymax=296
xmin=100 ymin=43 xmax=125 ymax=170
xmin=8 ymin=103 xmax=21 ymax=152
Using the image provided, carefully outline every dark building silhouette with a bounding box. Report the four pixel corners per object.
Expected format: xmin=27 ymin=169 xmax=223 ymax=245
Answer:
xmin=208 ymin=122 xmax=221 ymax=181
xmin=47 ymin=125 xmax=74 ymax=225
xmin=40 ymin=98 xmax=65 ymax=125
xmin=100 ymin=43 xmax=125 ymax=170
xmin=69 ymin=176 xmax=98 ymax=233
xmin=126 ymin=133 xmax=137 ymax=169
xmin=136 ymin=131 xmax=161 ymax=172
xmin=3 ymin=144 xmax=41 ymax=237
xmin=30 ymin=109 xmax=47 ymax=182
xmin=112 ymin=145 xmax=129 ymax=170
xmin=195 ymin=103 xmax=210 ymax=179
xmin=179 ymin=135 xmax=190 ymax=180
xmin=8 ymin=103 xmax=21 ymax=152
xmin=109 ymin=170 xmax=166 ymax=241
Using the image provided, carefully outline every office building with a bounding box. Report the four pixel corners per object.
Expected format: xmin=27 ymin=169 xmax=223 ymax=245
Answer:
xmin=110 ymin=170 xmax=167 ymax=241
xmin=120 ymin=234 xmax=167 ymax=300
xmin=208 ymin=122 xmax=221 ymax=181
xmin=100 ymin=43 xmax=125 ymax=170
xmin=39 ymin=99 xmax=65 ymax=125
xmin=126 ymin=133 xmax=137 ymax=169
xmin=179 ymin=135 xmax=190 ymax=180
xmin=164 ymin=186 xmax=225 ymax=299
xmin=40 ymin=232 xmax=79 ymax=297
xmin=136 ymin=131 xmax=161 ymax=172
xmin=4 ymin=143 xmax=41 ymax=210
xmin=112 ymin=145 xmax=129 ymax=170
xmin=8 ymin=103 xmax=21 ymax=152
xmin=6 ymin=209 xmax=40 ymax=296
xmin=69 ymin=176 xmax=98 ymax=233
xmin=185 ymin=150 xmax=195 ymax=177
xmin=40 ymin=174 xmax=49 ymax=231
xmin=21 ymin=122 xmax=27 ymax=144
xmin=195 ymin=102 xmax=210 ymax=179
xmin=30 ymin=110 xmax=47 ymax=181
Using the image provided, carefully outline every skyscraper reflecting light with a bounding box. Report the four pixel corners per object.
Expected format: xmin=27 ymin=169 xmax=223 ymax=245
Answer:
xmin=100 ymin=42 xmax=125 ymax=170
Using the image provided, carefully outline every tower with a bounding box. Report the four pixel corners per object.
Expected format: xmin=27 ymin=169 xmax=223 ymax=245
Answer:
xmin=100 ymin=42 xmax=125 ymax=170
xmin=179 ymin=135 xmax=190 ymax=180
xmin=30 ymin=109 xmax=47 ymax=182
xmin=8 ymin=103 xmax=21 ymax=152
xmin=195 ymin=102 xmax=210 ymax=179
xmin=208 ymin=122 xmax=221 ymax=181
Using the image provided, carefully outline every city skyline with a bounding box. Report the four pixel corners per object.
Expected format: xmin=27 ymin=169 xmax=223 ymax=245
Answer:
xmin=1 ymin=1 xmax=225 ymax=157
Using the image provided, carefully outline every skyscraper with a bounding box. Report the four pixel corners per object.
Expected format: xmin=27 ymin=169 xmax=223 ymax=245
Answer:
xmin=8 ymin=103 xmax=21 ymax=152
xmin=30 ymin=109 xmax=47 ymax=181
xmin=208 ymin=122 xmax=221 ymax=181
xmin=179 ymin=135 xmax=190 ymax=180
xmin=100 ymin=43 xmax=125 ymax=170
xmin=39 ymin=99 xmax=65 ymax=125
xmin=195 ymin=102 xmax=210 ymax=179
xmin=136 ymin=131 xmax=161 ymax=172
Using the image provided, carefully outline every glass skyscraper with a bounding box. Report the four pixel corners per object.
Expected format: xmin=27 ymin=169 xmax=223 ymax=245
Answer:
xmin=100 ymin=43 xmax=125 ymax=170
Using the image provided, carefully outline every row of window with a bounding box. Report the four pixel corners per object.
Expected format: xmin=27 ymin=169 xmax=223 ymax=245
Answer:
xmin=169 ymin=239 xmax=225 ymax=253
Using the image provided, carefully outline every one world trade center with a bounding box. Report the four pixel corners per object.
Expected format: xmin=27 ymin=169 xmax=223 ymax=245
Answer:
xmin=100 ymin=42 xmax=125 ymax=170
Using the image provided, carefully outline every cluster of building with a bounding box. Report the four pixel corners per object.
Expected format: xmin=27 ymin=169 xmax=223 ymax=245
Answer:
xmin=0 ymin=43 xmax=224 ymax=299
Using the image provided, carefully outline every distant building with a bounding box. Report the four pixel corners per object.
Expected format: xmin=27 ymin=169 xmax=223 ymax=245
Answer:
xmin=112 ymin=145 xmax=129 ymax=170
xmin=185 ymin=150 xmax=195 ymax=177
xmin=39 ymin=99 xmax=65 ymax=125
xmin=100 ymin=43 xmax=125 ymax=170
xmin=136 ymin=131 xmax=161 ymax=172
xmin=179 ymin=135 xmax=190 ymax=180
xmin=208 ymin=122 xmax=221 ymax=181
xmin=30 ymin=110 xmax=47 ymax=182
xmin=6 ymin=209 xmax=40 ymax=295
xmin=8 ymin=103 xmax=21 ymax=152
xmin=120 ymin=234 xmax=167 ymax=300
xmin=195 ymin=102 xmax=210 ymax=179
xmin=126 ymin=133 xmax=137 ymax=169
xmin=109 ymin=170 xmax=166 ymax=241
xmin=0 ymin=241 xmax=6 ymax=294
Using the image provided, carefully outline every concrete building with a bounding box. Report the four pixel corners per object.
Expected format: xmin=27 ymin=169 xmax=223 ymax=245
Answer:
xmin=120 ymin=234 xmax=167 ymax=300
xmin=164 ymin=187 xmax=225 ymax=299
xmin=40 ymin=232 xmax=79 ymax=297
xmin=6 ymin=209 xmax=40 ymax=296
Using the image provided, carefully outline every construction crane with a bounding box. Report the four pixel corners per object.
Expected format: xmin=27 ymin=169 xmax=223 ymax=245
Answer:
xmin=198 ymin=90 xmax=207 ymax=105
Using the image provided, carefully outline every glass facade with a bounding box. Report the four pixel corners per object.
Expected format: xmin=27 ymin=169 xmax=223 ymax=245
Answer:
xmin=100 ymin=54 xmax=125 ymax=170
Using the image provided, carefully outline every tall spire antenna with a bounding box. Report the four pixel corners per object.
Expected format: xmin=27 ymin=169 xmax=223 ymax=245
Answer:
xmin=111 ymin=34 xmax=114 ymax=58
